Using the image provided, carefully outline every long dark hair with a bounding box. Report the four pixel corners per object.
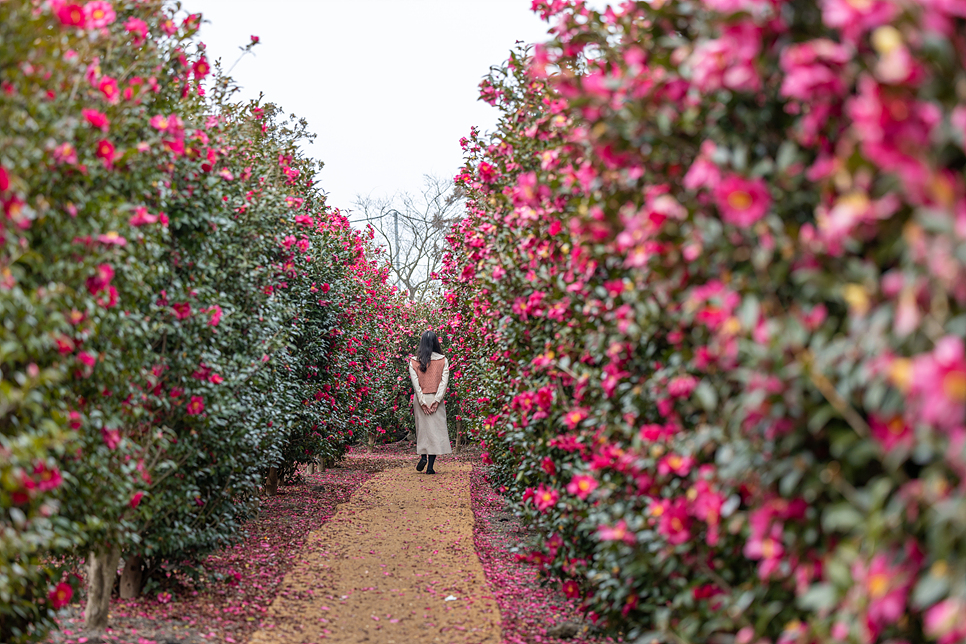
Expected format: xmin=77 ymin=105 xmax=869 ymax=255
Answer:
xmin=417 ymin=330 xmax=443 ymax=372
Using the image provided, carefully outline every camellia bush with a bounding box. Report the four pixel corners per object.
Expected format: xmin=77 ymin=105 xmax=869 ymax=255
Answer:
xmin=444 ymin=1 xmax=966 ymax=642
xmin=0 ymin=1 xmax=404 ymax=641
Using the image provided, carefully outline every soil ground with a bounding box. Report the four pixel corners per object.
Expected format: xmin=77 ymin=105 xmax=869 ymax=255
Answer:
xmin=45 ymin=443 xmax=607 ymax=644
xmin=248 ymin=460 xmax=501 ymax=644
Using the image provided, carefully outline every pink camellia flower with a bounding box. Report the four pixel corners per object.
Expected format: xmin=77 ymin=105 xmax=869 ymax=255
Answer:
xmin=563 ymin=407 xmax=589 ymax=429
xmin=846 ymin=76 xmax=940 ymax=194
xmin=779 ymin=39 xmax=851 ymax=102
xmin=81 ymin=108 xmax=110 ymax=131
xmin=598 ymin=519 xmax=636 ymax=545
xmin=566 ymin=474 xmax=599 ymax=500
xmin=149 ymin=114 xmax=170 ymax=130
xmin=652 ymin=498 xmax=692 ymax=545
xmin=53 ymin=142 xmax=78 ymax=165
xmin=33 ymin=463 xmax=63 ymax=492
xmin=206 ymin=305 xmax=222 ymax=327
xmin=97 ymin=76 xmax=119 ymax=103
xmin=77 ymin=351 xmax=96 ymax=367
xmin=658 ymin=454 xmax=694 ymax=477
xmin=129 ymin=206 xmax=159 ymax=226
xmin=130 ymin=491 xmax=144 ymax=508
xmin=869 ymin=415 xmax=913 ymax=452
xmin=683 ymin=143 xmax=721 ymax=191
xmin=668 ymin=375 xmax=698 ymax=398
xmin=924 ymin=598 xmax=966 ymax=644
xmin=156 ymin=591 xmax=172 ymax=604
xmin=819 ymin=0 xmax=898 ymax=41
xmin=853 ymin=554 xmax=911 ymax=630
xmin=908 ymin=336 xmax=966 ymax=430
xmin=744 ymin=521 xmax=785 ymax=579
xmin=186 ymin=395 xmax=205 ymax=415
xmin=94 ymin=139 xmax=115 ymax=167
xmin=124 ymin=17 xmax=148 ymax=45
xmin=84 ymin=1 xmax=116 ymax=28
xmin=689 ymin=23 xmax=761 ymax=93
xmin=86 ymin=264 xmax=113 ymax=294
xmin=533 ymin=484 xmax=559 ymax=512
xmin=713 ymin=175 xmax=771 ymax=227
xmin=96 ymin=232 xmax=126 ymax=246
xmin=101 ymin=426 xmax=121 ymax=450
xmin=49 ymin=582 xmax=73 ymax=609
xmin=691 ymin=479 xmax=725 ymax=546
xmin=172 ymin=302 xmax=192 ymax=320
xmin=0 ymin=164 xmax=8 ymax=192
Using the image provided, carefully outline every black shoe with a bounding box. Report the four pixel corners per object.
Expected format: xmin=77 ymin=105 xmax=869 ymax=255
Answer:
xmin=426 ymin=455 xmax=436 ymax=474
xmin=416 ymin=455 xmax=427 ymax=472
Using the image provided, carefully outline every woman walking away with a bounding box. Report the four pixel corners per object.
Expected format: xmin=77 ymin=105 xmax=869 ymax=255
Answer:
xmin=408 ymin=330 xmax=451 ymax=474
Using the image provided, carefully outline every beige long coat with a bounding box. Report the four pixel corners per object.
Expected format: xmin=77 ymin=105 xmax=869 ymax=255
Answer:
xmin=408 ymin=352 xmax=452 ymax=455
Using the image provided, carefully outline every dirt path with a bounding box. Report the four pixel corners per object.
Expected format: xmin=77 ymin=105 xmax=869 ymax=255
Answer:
xmin=248 ymin=460 xmax=502 ymax=644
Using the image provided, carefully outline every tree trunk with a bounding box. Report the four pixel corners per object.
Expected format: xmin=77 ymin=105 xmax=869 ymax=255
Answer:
xmin=265 ymin=466 xmax=279 ymax=495
xmin=118 ymin=554 xmax=143 ymax=599
xmin=305 ymin=462 xmax=316 ymax=475
xmin=367 ymin=432 xmax=375 ymax=453
xmin=84 ymin=545 xmax=121 ymax=630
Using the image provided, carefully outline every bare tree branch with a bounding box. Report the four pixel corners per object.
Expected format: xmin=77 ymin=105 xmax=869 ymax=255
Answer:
xmin=349 ymin=174 xmax=462 ymax=301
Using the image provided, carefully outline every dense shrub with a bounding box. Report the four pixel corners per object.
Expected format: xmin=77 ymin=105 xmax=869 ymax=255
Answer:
xmin=0 ymin=1 xmax=402 ymax=640
xmin=444 ymin=1 xmax=966 ymax=642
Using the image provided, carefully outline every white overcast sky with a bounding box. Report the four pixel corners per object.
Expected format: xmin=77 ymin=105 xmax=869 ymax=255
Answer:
xmin=188 ymin=0 xmax=553 ymax=213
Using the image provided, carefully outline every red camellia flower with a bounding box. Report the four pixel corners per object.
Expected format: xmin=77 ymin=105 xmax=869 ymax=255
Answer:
xmin=130 ymin=491 xmax=144 ymax=508
xmin=94 ymin=139 xmax=115 ymax=166
xmin=561 ymin=579 xmax=581 ymax=599
xmin=172 ymin=302 xmax=192 ymax=319
xmin=49 ymin=582 xmax=73 ymax=609
xmin=713 ymin=174 xmax=771 ymax=227
xmin=0 ymin=164 xmax=9 ymax=192
xmin=98 ymin=76 xmax=120 ymax=103
xmin=33 ymin=462 xmax=63 ymax=492
xmin=563 ymin=407 xmax=589 ymax=429
xmin=652 ymin=498 xmax=692 ymax=545
xmin=186 ymin=395 xmax=205 ymax=415
xmin=532 ymin=484 xmax=559 ymax=512
xmin=540 ymin=456 xmax=556 ymax=476
xmin=566 ymin=474 xmax=599 ymax=500
xmin=56 ymin=4 xmax=86 ymax=27
xmin=101 ymin=426 xmax=121 ymax=450
xmin=124 ymin=17 xmax=149 ymax=45
xmin=81 ymin=108 xmax=109 ymax=131
xmin=192 ymin=56 xmax=210 ymax=79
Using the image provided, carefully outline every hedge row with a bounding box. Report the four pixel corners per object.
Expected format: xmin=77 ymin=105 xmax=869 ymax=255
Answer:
xmin=0 ymin=1 xmax=402 ymax=641
xmin=443 ymin=1 xmax=966 ymax=642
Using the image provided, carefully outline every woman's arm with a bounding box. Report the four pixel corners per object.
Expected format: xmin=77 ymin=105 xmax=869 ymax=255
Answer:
xmin=408 ymin=360 xmax=428 ymax=407
xmin=433 ymin=358 xmax=450 ymax=404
